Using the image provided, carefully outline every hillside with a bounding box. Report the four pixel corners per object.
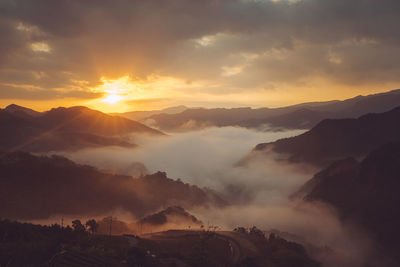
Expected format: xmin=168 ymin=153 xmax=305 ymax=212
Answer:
xmin=237 ymin=108 xmax=333 ymax=130
xmin=39 ymin=106 xmax=162 ymax=136
xmin=0 ymin=104 xmax=163 ymax=152
xmin=96 ymin=206 xmax=203 ymax=235
xmin=295 ymin=143 xmax=400 ymax=264
xmin=116 ymin=105 xmax=188 ymax=121
xmin=4 ymin=104 xmax=42 ymax=118
xmin=139 ymin=89 xmax=400 ymax=131
xmin=0 ymin=151 xmax=225 ymax=220
xmin=138 ymin=206 xmax=202 ymax=226
xmin=251 ymin=105 xmax=400 ymax=167
xmin=137 ymin=206 xmax=203 ymax=233
xmin=0 ymin=220 xmax=320 ymax=267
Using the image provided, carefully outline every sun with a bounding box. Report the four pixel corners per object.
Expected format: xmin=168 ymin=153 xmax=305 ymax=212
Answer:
xmin=102 ymin=94 xmax=124 ymax=104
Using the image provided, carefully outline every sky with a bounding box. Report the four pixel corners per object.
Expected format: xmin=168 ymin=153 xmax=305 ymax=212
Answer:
xmin=1 ymin=0 xmax=400 ymax=113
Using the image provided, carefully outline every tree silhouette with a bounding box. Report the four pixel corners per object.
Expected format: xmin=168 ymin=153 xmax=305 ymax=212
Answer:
xmin=233 ymin=227 xmax=247 ymax=234
xmin=71 ymin=219 xmax=85 ymax=232
xmin=85 ymin=219 xmax=99 ymax=235
xmin=249 ymin=226 xmax=264 ymax=238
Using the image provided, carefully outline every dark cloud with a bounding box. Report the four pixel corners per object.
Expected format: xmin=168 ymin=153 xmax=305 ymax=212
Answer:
xmin=1 ymin=0 xmax=400 ymax=100
xmin=0 ymin=84 xmax=103 ymax=100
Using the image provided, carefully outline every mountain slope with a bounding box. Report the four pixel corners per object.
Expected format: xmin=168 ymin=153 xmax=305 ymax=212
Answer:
xmin=237 ymin=108 xmax=333 ymax=130
xmin=38 ymin=106 xmax=163 ymax=136
xmin=142 ymin=89 xmax=400 ymax=131
xmin=0 ymin=105 xmax=163 ymax=152
xmin=98 ymin=206 xmax=204 ymax=235
xmin=0 ymin=152 xmax=225 ymax=220
xmin=117 ymin=105 xmax=188 ymax=121
xmin=295 ymin=143 xmax=400 ymax=263
xmin=0 ymin=219 xmax=319 ymax=267
xmin=5 ymin=104 xmax=42 ymax=118
xmin=252 ymin=106 xmax=400 ymax=167
xmin=137 ymin=206 xmax=202 ymax=230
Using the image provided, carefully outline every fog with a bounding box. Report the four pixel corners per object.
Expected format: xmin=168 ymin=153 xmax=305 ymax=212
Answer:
xmin=192 ymin=202 xmax=377 ymax=267
xmin=50 ymin=126 xmax=380 ymax=267
xmin=58 ymin=127 xmax=309 ymax=203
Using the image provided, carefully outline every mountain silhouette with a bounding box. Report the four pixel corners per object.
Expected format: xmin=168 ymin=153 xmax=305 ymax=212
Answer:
xmin=5 ymin=104 xmax=42 ymax=118
xmin=0 ymin=105 xmax=163 ymax=152
xmin=0 ymin=151 xmax=225 ymax=220
xmin=138 ymin=206 xmax=202 ymax=226
xmin=137 ymin=89 xmax=400 ymax=131
xmin=252 ymin=105 xmax=400 ymax=167
xmin=295 ymin=143 xmax=400 ymax=263
xmin=116 ymin=105 xmax=188 ymax=121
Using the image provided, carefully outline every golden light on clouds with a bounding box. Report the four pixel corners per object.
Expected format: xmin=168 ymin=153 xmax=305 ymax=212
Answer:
xmin=31 ymin=42 xmax=51 ymax=53
xmin=102 ymin=94 xmax=124 ymax=104
xmin=2 ymin=0 xmax=400 ymax=115
xmin=79 ymin=73 xmax=396 ymax=114
xmin=86 ymin=74 xmax=258 ymax=113
xmin=86 ymin=75 xmax=195 ymax=113
xmin=97 ymin=76 xmax=130 ymax=105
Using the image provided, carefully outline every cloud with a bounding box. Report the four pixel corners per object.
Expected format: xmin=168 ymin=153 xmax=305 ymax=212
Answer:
xmin=57 ymin=127 xmax=309 ymax=198
xmin=1 ymin=0 xmax=400 ymax=103
xmin=0 ymin=84 xmax=103 ymax=100
xmin=53 ymin=126 xmax=381 ymax=266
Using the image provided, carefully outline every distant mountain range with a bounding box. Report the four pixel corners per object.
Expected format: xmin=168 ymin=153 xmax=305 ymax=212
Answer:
xmin=125 ymin=89 xmax=400 ymax=131
xmin=0 ymin=151 xmax=225 ymax=220
xmin=114 ymin=105 xmax=188 ymax=121
xmin=250 ymin=105 xmax=400 ymax=167
xmin=239 ymin=101 xmax=400 ymax=264
xmin=294 ymin=143 xmax=400 ymax=264
xmin=0 ymin=104 xmax=163 ymax=152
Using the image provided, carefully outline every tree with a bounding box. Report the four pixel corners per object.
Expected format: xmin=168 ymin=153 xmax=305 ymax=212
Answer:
xmin=71 ymin=219 xmax=85 ymax=232
xmin=85 ymin=219 xmax=99 ymax=234
xmin=233 ymin=227 xmax=247 ymax=234
xmin=249 ymin=226 xmax=264 ymax=238
xmin=268 ymin=233 xmax=276 ymax=240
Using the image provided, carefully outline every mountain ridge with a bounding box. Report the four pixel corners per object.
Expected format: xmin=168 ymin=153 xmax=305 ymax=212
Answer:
xmin=0 ymin=151 xmax=225 ymax=220
xmin=0 ymin=104 xmax=164 ymax=152
xmin=251 ymin=105 xmax=400 ymax=167
xmin=295 ymin=142 xmax=400 ymax=264
xmin=136 ymin=89 xmax=400 ymax=131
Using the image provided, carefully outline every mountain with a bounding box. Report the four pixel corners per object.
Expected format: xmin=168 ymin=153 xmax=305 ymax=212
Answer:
xmin=4 ymin=104 xmax=42 ymax=118
xmin=237 ymin=108 xmax=333 ymax=130
xmin=116 ymin=105 xmax=188 ymax=121
xmin=294 ymin=143 xmax=400 ymax=264
xmin=143 ymin=107 xmax=273 ymax=131
xmin=137 ymin=206 xmax=202 ymax=232
xmin=138 ymin=206 xmax=202 ymax=226
xmin=141 ymin=89 xmax=400 ymax=131
xmin=0 ymin=105 xmax=163 ymax=152
xmin=96 ymin=206 xmax=203 ymax=235
xmin=39 ymin=106 xmax=162 ymax=136
xmin=251 ymin=105 xmax=400 ymax=167
xmin=0 ymin=219 xmax=320 ymax=267
xmin=20 ymin=132 xmax=137 ymax=152
xmin=0 ymin=151 xmax=225 ymax=220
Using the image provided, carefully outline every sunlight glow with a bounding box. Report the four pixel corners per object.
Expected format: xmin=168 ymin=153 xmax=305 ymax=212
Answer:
xmin=102 ymin=94 xmax=124 ymax=104
xmin=95 ymin=76 xmax=131 ymax=106
xmin=88 ymin=75 xmax=206 ymax=112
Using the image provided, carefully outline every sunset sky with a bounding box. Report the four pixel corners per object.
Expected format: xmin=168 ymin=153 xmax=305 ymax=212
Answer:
xmin=1 ymin=0 xmax=400 ymax=113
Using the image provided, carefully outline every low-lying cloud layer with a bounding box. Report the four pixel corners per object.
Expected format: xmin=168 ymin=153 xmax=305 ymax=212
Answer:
xmin=60 ymin=127 xmax=309 ymax=202
xmin=56 ymin=126 xmax=385 ymax=266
